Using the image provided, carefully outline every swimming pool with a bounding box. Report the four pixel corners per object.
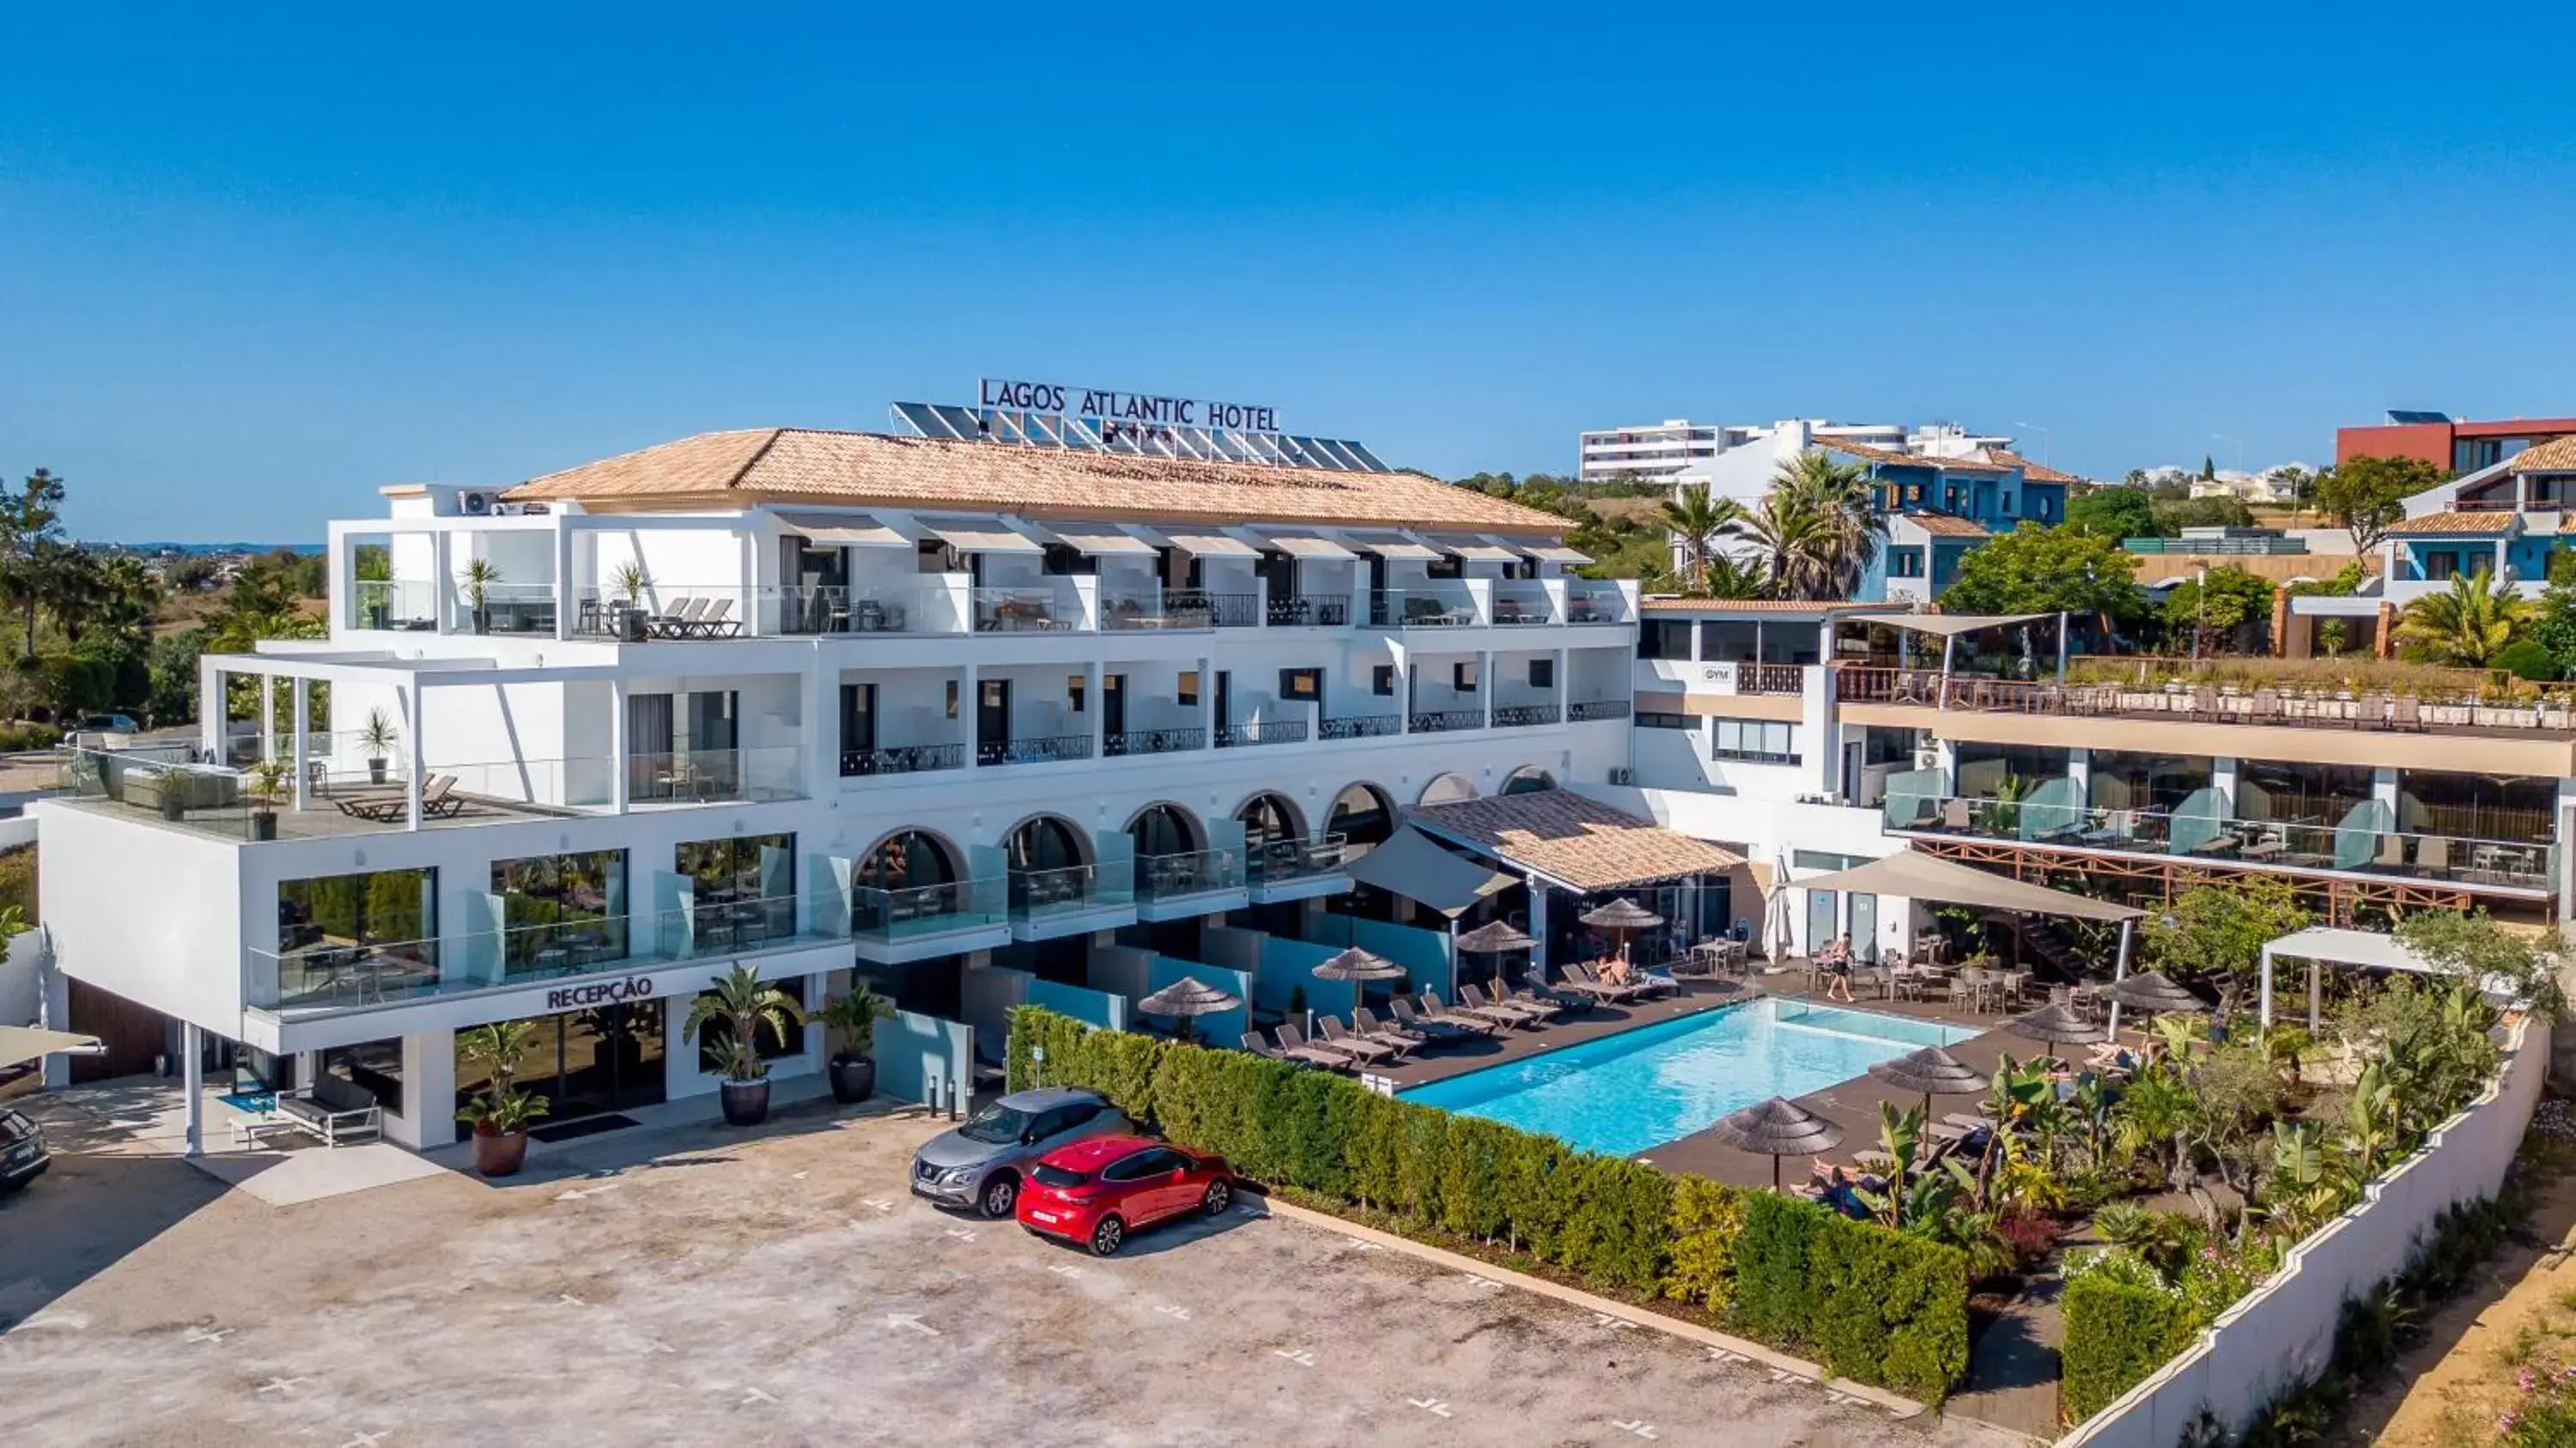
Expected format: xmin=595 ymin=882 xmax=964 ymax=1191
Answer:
xmin=1397 ymin=998 xmax=1978 ymax=1159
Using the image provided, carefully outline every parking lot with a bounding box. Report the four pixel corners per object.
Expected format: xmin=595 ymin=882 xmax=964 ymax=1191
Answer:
xmin=0 ymin=1093 xmax=2026 ymax=1447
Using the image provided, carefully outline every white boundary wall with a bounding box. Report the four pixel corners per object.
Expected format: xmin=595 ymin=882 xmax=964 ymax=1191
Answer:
xmin=2061 ymin=1017 xmax=2550 ymax=1446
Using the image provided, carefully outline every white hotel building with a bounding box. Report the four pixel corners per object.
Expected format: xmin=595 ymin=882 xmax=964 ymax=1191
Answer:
xmin=31 ymin=422 xmax=1637 ymax=1151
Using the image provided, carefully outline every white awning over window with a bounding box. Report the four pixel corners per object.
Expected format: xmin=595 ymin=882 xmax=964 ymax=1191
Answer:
xmin=1240 ymin=530 xmax=1356 ymax=561
xmin=922 ymin=519 xmax=1043 ymax=555
xmin=1037 ymin=521 xmax=1157 ymax=557
xmin=1495 ymin=536 xmax=1592 ymax=565
xmin=1157 ymin=529 xmax=1259 ymax=559
xmin=1346 ymin=532 xmax=1438 ymax=562
xmin=1429 ymin=534 xmax=1521 ymax=563
xmin=773 ymin=510 xmax=908 ymax=549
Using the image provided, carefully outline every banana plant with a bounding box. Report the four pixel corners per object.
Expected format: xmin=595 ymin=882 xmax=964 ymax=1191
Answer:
xmin=1855 ymin=1102 xmax=1928 ymax=1227
xmin=2149 ymin=1012 xmax=2207 ymax=1062
xmin=2266 ymin=1120 xmax=2346 ymax=1235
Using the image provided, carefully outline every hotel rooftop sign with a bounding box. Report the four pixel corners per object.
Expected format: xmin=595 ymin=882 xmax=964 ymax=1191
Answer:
xmin=890 ymin=380 xmax=1391 ymax=474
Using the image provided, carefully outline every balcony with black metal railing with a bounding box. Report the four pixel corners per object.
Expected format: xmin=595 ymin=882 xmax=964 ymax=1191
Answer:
xmin=1407 ymin=708 xmax=1485 ymax=734
xmin=1569 ymin=698 xmax=1632 ymax=722
xmin=1491 ymin=703 xmax=1561 ymax=728
xmin=975 ymin=733 xmax=1094 ymax=767
xmin=840 ymin=741 xmax=966 ymax=777
xmin=1216 ymin=718 xmax=1309 ymax=748
xmin=1104 ymin=726 xmax=1205 ymax=757
xmin=1267 ymin=593 xmax=1351 ymax=628
xmin=1318 ymin=714 xmax=1401 ymax=740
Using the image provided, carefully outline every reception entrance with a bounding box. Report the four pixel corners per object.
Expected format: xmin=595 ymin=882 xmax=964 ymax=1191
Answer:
xmin=454 ymin=1001 xmax=668 ymax=1141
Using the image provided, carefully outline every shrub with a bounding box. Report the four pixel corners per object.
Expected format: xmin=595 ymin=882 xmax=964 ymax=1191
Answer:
xmin=1806 ymin=1214 xmax=1969 ymax=1404
xmin=1665 ymin=1177 xmax=1748 ymax=1311
xmin=2062 ymin=1262 xmax=2199 ymax=1423
xmin=2494 ymin=638 xmax=2560 ymax=682
xmin=0 ymin=721 xmax=60 ymax=751
xmin=1732 ymin=1190 xmax=1826 ymax=1346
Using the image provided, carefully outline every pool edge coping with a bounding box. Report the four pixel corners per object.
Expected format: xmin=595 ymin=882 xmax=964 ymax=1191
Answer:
xmin=1255 ymin=1191 xmax=1934 ymax=1422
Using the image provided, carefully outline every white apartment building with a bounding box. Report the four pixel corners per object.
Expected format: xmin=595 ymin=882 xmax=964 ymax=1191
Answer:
xmin=1666 ymin=419 xmax=2020 ymax=508
xmin=31 ymin=423 xmax=1638 ymax=1153
xmin=1577 ymin=420 xmax=1729 ymax=484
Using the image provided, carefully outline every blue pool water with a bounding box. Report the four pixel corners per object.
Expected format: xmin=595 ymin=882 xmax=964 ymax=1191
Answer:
xmin=1399 ymin=999 xmax=1978 ymax=1158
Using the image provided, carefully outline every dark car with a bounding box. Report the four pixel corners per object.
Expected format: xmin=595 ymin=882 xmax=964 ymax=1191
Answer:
xmin=1015 ymin=1135 xmax=1232 ymax=1256
xmin=908 ymin=1086 xmax=1129 ymax=1219
xmin=0 ymin=1106 xmax=51 ymax=1194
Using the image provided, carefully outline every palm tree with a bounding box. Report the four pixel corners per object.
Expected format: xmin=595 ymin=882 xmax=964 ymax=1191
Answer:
xmin=2395 ymin=567 xmax=2527 ymax=666
xmin=1719 ymin=488 xmax=1827 ymax=599
xmin=1701 ymin=554 xmax=1770 ymax=599
xmin=683 ymin=963 xmax=805 ymax=1082
xmin=1659 ymin=487 xmax=1737 ymax=595
xmin=1771 ymin=452 xmax=1881 ymax=599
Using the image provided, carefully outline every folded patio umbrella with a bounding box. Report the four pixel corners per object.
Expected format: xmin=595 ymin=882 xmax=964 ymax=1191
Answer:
xmin=2107 ymin=970 xmax=2208 ymax=1016
xmin=1864 ymin=1045 xmax=1992 ymax=1116
xmin=1136 ymin=978 xmax=1243 ymax=1043
xmin=2003 ymin=1001 xmax=2108 ymax=1059
xmin=1704 ymin=1096 xmax=1846 ymax=1190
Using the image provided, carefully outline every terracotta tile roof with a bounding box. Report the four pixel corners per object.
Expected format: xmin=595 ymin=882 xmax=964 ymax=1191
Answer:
xmin=1408 ymin=789 xmax=1744 ymax=891
xmin=1897 ymin=512 xmax=1991 ymax=538
xmin=2508 ymin=435 xmax=2576 ymax=473
xmin=1978 ymin=448 xmax=2081 ymax=484
xmin=501 ymin=428 xmax=1565 ymax=533
xmin=1822 ymin=440 xmax=2012 ymax=475
xmin=2386 ymin=510 xmax=2518 ymax=535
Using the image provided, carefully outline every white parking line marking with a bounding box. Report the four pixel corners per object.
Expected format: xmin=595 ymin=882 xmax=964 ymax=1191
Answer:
xmin=553 ymin=1183 xmax=623 ymax=1203
xmin=555 ymin=1294 xmax=587 ymax=1308
xmin=1273 ymin=1348 xmax=1317 ymax=1367
xmin=1613 ymin=1421 xmax=1660 ymax=1440
xmin=1046 ymin=1263 xmax=1084 ymax=1280
xmin=860 ymin=1198 xmax=893 ymax=1213
xmin=1705 ymin=1348 xmax=1750 ymax=1366
xmin=1230 ymin=1203 xmax=1265 ymax=1217
xmin=791 ymin=1171 xmax=808 ymax=1180
xmin=1152 ymin=1304 xmax=1194 ymax=1321
xmin=1589 ymin=1312 xmax=1633 ymax=1331
xmin=944 ymin=1227 xmax=978 ymax=1244
xmin=1408 ymin=1397 xmax=1454 ymax=1418
xmin=1344 ymin=1240 xmax=1382 ymax=1253
xmin=1461 ymin=1274 xmax=1503 ymax=1292
xmin=1823 ymin=1390 xmax=1867 ymax=1407
xmin=739 ymin=1387 xmax=780 ymax=1406
xmin=184 ymin=1325 xmax=233 ymax=1346
xmin=1767 ymin=1368 xmax=1814 ymax=1385
xmin=256 ymin=1377 xmax=311 ymax=1395
xmin=886 ymin=1313 xmax=941 ymax=1336
xmin=339 ymin=1432 xmax=391 ymax=1448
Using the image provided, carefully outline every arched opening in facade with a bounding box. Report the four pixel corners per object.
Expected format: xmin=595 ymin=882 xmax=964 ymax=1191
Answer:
xmin=1500 ymin=765 xmax=1557 ymax=796
xmin=1419 ymin=772 xmax=1477 ymax=806
xmin=1326 ymin=782 xmax=1396 ymax=854
xmin=1005 ymin=813 xmax=1091 ymax=873
xmin=1236 ymin=791 xmax=1305 ymax=849
xmin=1124 ymin=801 xmax=1203 ymax=859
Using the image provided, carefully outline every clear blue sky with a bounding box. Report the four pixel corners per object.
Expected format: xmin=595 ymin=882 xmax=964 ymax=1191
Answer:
xmin=6 ymin=3 xmax=2574 ymax=541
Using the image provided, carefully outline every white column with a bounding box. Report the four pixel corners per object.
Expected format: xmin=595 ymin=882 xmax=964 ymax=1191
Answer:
xmin=553 ymin=517 xmax=575 ymax=642
xmin=1528 ymin=887 xmax=1550 ymax=975
xmin=2213 ymin=757 xmax=2239 ymax=814
xmin=198 ymin=657 xmax=225 ymax=761
xmin=433 ymin=530 xmax=453 ymax=632
xmin=37 ymin=952 xmax=70 ymax=1089
xmin=2108 ymin=919 xmax=2136 ymax=1037
xmin=1086 ymin=661 xmax=1104 ymax=757
xmin=2257 ymin=946 xmax=2274 ymax=1029
xmin=181 ymin=1022 xmax=204 ymax=1157
xmin=1475 ymin=648 xmax=1492 ymax=727
xmin=801 ymin=658 xmax=829 ymax=797
xmin=609 ymin=677 xmax=629 ymax=812
xmin=259 ymin=674 xmax=276 ymax=763
xmin=1197 ymin=654 xmax=1214 ymax=744
xmin=961 ymin=664 xmax=980 ymax=770
xmin=2066 ymin=747 xmax=2090 ymax=802
xmin=291 ymin=678 xmax=311 ymax=811
xmin=392 ymin=1030 xmax=457 ymax=1151
xmin=404 ymin=684 xmax=425 ymax=831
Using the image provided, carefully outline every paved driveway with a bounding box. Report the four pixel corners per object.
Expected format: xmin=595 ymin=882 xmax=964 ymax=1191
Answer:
xmin=0 ymin=1096 xmax=2026 ymax=1447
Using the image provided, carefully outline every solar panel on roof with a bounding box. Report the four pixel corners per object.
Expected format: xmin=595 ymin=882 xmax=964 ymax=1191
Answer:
xmin=889 ymin=401 xmax=1395 ymax=472
xmin=2386 ymin=410 xmax=2453 ymax=425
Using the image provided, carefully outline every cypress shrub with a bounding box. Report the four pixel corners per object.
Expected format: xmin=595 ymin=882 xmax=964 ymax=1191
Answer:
xmin=1732 ymin=1191 xmax=1826 ymax=1346
xmin=1438 ymin=1116 xmax=1513 ymax=1244
xmin=1394 ymin=1104 xmax=1450 ymax=1228
xmin=2063 ymin=1270 xmax=2199 ymax=1423
xmin=1664 ymin=1177 xmax=1748 ymax=1311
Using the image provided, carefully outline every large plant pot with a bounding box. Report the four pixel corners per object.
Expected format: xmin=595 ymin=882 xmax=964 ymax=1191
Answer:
xmin=473 ymin=1126 xmax=530 ymax=1177
xmin=368 ymin=757 xmax=389 ymax=785
xmin=719 ymin=1077 xmax=771 ymax=1127
xmin=828 ymin=1054 xmax=877 ymax=1104
xmin=249 ymin=810 xmax=278 ymax=842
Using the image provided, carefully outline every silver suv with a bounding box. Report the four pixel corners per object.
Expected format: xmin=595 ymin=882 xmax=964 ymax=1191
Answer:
xmin=909 ymin=1086 xmax=1128 ymax=1218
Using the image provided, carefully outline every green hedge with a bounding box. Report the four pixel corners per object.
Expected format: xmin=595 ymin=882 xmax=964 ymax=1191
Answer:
xmin=1007 ymin=1007 xmax=1971 ymax=1402
xmin=2062 ymin=1271 xmax=2199 ymax=1423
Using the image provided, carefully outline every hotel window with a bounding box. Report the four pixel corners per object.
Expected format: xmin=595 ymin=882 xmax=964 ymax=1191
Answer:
xmin=1066 ymin=674 xmax=1085 ymax=714
xmin=1711 ymin=720 xmax=1800 ymax=765
xmin=2001 ymin=493 xmax=2014 ymax=514
xmin=1887 ymin=547 xmax=1925 ymax=579
xmin=2033 ymin=492 xmax=2054 ymax=520
xmin=1279 ymin=667 xmax=1321 ymax=701
xmin=1637 ymin=711 xmax=1692 ymax=730
xmin=1942 ymin=485 xmax=1964 ymax=512
xmin=1178 ymin=671 xmax=1201 ymax=706
xmin=491 ymin=850 xmax=630 ymax=970
xmin=2398 ymin=770 xmax=2555 ymax=845
xmin=677 ymin=833 xmax=797 ymax=946
xmin=319 ymin=1038 xmax=405 ymax=1121
xmin=1528 ymin=659 xmax=1554 ymax=689
xmin=1637 ymin=620 xmax=1692 ymax=659
xmin=1425 ymin=552 xmax=1464 ymax=580
xmin=273 ymin=868 xmax=437 ymax=1007
xmin=1371 ymin=665 xmax=1395 ymax=697
xmin=2422 ymin=551 xmax=2458 ymax=581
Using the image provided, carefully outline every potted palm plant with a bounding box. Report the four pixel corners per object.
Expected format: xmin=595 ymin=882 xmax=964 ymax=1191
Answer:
xmin=243 ymin=757 xmax=290 ymax=842
xmin=683 ymin=963 xmax=804 ymax=1127
xmin=359 ymin=708 xmax=398 ymax=785
xmin=611 ymin=560 xmax=650 ymax=642
xmin=817 ymin=982 xmax=890 ymax=1104
xmin=454 ymin=1021 xmax=550 ymax=1177
xmin=460 ymin=557 xmax=502 ymax=635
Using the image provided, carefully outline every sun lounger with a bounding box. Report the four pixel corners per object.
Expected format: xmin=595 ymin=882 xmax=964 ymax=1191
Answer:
xmin=1241 ymin=1031 xmax=1288 ymax=1060
xmin=1315 ymin=1015 xmax=1401 ymax=1064
xmin=1546 ymin=967 xmax=1628 ymax=1005
xmin=1393 ymin=995 xmax=1492 ymax=1037
xmin=653 ymin=597 xmax=708 ymax=638
xmin=1270 ymin=1024 xmax=1354 ymax=1070
xmin=1504 ymin=984 xmax=1571 ymax=1019
xmin=1423 ymin=989 xmax=1521 ymax=1031
xmin=1570 ymin=963 xmax=1656 ymax=1003
xmin=1461 ymin=983 xmax=1552 ymax=1027
xmin=1352 ymin=1007 xmax=1427 ymax=1051
xmin=690 ymin=597 xmax=740 ymax=638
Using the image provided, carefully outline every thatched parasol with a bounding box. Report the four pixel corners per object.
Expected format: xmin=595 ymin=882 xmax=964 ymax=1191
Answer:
xmin=2108 ymin=971 xmax=2208 ymax=1016
xmin=1864 ymin=1046 xmax=1992 ymax=1116
xmin=1453 ymin=919 xmax=1537 ymax=955
xmin=1311 ymin=946 xmax=1407 ymax=1015
xmin=1703 ymin=1096 xmax=1846 ymax=1190
xmin=2004 ymin=1001 xmax=2107 ymax=1061
xmin=1579 ymin=897 xmax=1665 ymax=932
xmin=1137 ymin=977 xmax=1242 ymax=1043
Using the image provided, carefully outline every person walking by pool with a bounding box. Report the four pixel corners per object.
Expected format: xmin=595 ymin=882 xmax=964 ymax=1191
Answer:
xmin=1822 ymin=934 xmax=1856 ymax=1003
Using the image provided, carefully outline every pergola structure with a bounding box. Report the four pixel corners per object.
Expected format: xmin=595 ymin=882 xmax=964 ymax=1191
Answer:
xmin=2255 ymin=925 xmax=2512 ymax=1029
xmin=1786 ymin=849 xmax=2149 ymax=1026
xmin=1838 ymin=611 xmax=2072 ymax=685
xmin=1906 ymin=837 xmax=2488 ymax=928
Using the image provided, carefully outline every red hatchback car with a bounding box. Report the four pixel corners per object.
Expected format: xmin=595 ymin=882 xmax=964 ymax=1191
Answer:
xmin=1014 ymin=1134 xmax=1233 ymax=1256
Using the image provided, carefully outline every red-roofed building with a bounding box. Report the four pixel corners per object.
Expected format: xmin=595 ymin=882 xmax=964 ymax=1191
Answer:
xmin=2335 ymin=410 xmax=2576 ymax=472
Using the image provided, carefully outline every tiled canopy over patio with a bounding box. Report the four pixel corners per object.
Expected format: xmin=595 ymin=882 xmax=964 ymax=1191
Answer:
xmin=1408 ymin=789 xmax=1743 ymax=891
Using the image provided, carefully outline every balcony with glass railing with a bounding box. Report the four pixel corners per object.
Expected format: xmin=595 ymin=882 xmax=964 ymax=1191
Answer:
xmin=1370 ymin=586 xmax=1479 ymax=628
xmin=349 ymin=580 xmax=440 ymax=632
xmin=1490 ymin=582 xmax=1558 ymax=626
xmin=974 ymin=581 xmax=1083 ymax=634
xmin=453 ymin=582 xmax=560 ymax=636
xmin=1267 ymin=593 xmax=1351 ymax=628
xmin=1007 ymin=861 xmax=1138 ymax=936
xmin=1248 ymin=835 xmax=1347 ymax=899
xmin=1568 ymin=697 xmax=1632 ymax=722
xmin=1563 ymin=583 xmax=1632 ymax=625
xmin=623 ymin=747 xmax=805 ymax=805
xmin=1886 ymin=792 xmax=2556 ymax=894
xmin=849 ymin=877 xmax=1010 ymax=950
xmin=1135 ymin=848 xmax=1248 ymax=916
xmin=777 ymin=582 xmax=968 ymax=637
xmin=567 ymin=586 xmax=754 ymax=641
